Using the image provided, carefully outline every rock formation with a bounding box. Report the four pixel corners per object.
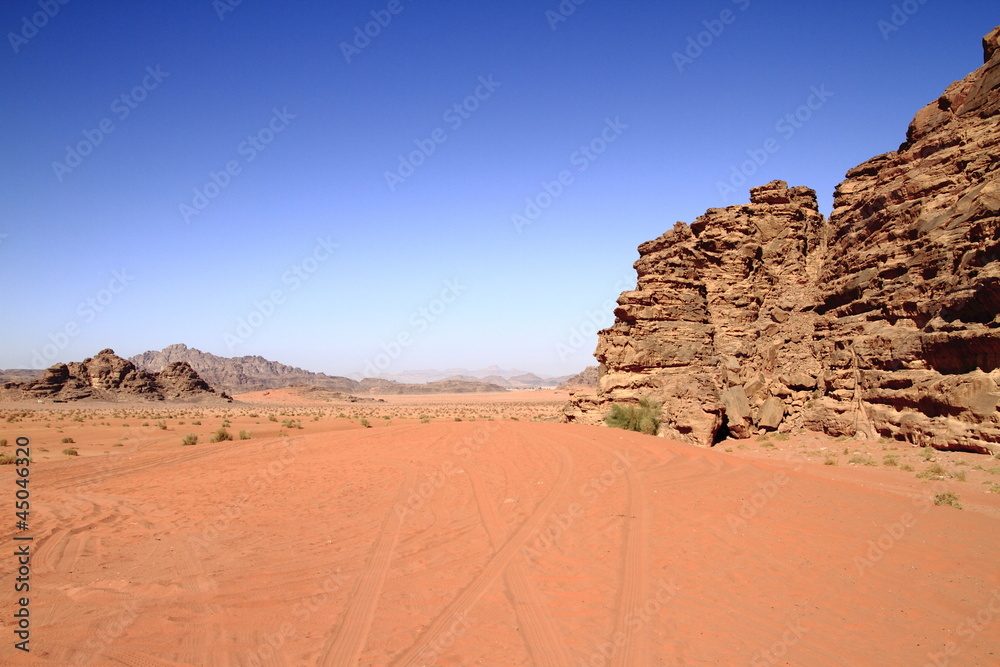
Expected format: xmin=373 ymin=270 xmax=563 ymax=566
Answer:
xmin=568 ymin=26 xmax=1000 ymax=454
xmin=130 ymin=343 xmax=359 ymax=395
xmin=557 ymin=366 xmax=599 ymax=390
xmin=131 ymin=344 xmax=509 ymax=395
xmin=2 ymin=349 xmax=229 ymax=402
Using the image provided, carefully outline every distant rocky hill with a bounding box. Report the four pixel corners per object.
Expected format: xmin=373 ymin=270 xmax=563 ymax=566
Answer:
xmin=131 ymin=344 xmax=509 ymax=396
xmin=557 ymin=366 xmax=598 ymax=389
xmin=568 ymin=26 xmax=1000 ymax=455
xmin=0 ymin=369 xmax=43 ymax=385
xmin=1 ymin=349 xmax=228 ymax=403
xmin=130 ymin=344 xmax=358 ymax=395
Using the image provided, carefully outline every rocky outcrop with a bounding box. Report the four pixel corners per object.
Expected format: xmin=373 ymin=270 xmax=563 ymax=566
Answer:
xmin=131 ymin=344 xmax=510 ymax=396
xmin=568 ymin=27 xmax=1000 ymax=454
xmin=3 ymin=349 xmax=228 ymax=402
xmin=557 ymin=366 xmax=599 ymax=390
xmin=130 ymin=344 xmax=359 ymax=395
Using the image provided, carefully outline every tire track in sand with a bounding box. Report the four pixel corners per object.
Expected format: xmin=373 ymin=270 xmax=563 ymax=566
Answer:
xmin=582 ymin=436 xmax=649 ymax=667
xmin=391 ymin=443 xmax=574 ymax=667
xmin=318 ymin=464 xmax=416 ymax=666
xmin=466 ymin=460 xmax=571 ymax=666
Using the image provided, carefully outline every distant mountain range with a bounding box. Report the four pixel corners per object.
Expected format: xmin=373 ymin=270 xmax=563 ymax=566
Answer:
xmin=359 ymin=368 xmax=575 ymax=389
xmin=2 ymin=344 xmax=587 ymax=397
xmin=128 ymin=344 xmax=513 ymax=396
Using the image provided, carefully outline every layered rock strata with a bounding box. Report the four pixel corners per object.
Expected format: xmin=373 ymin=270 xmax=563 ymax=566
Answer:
xmin=568 ymin=27 xmax=1000 ymax=454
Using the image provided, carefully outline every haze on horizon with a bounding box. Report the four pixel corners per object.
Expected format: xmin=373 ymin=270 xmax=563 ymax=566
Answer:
xmin=1 ymin=1 xmax=996 ymax=377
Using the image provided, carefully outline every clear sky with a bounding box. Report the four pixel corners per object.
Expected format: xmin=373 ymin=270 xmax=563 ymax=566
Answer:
xmin=1 ymin=1 xmax=996 ymax=377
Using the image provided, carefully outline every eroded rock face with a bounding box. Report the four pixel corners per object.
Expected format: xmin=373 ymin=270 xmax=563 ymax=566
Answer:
xmin=568 ymin=181 xmax=828 ymax=444
xmin=569 ymin=27 xmax=1000 ymax=454
xmin=807 ymin=26 xmax=1000 ymax=452
xmin=9 ymin=349 xmax=228 ymax=402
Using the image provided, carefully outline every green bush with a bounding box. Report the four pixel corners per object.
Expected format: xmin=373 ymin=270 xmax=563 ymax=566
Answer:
xmin=181 ymin=433 xmax=198 ymax=446
xmin=605 ymin=398 xmax=661 ymax=436
xmin=210 ymin=428 xmax=233 ymax=443
xmin=933 ymin=491 xmax=962 ymax=509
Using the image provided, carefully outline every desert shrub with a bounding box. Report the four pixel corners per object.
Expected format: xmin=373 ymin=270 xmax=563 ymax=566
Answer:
xmin=954 ymin=470 xmax=967 ymax=482
xmin=268 ymin=414 xmax=278 ymax=422
xmin=62 ymin=447 xmax=79 ymax=456
xmin=210 ymin=428 xmax=233 ymax=443
xmin=420 ymin=416 xmax=431 ymax=424
xmin=772 ymin=433 xmax=789 ymax=441
xmin=759 ymin=441 xmax=776 ymax=449
xmin=157 ymin=420 xmax=167 ymax=430
xmin=849 ymin=455 xmax=877 ymax=467
xmin=181 ymin=433 xmax=198 ymax=446
xmin=933 ymin=491 xmax=962 ymax=509
xmin=920 ymin=447 xmax=935 ymax=461
xmin=882 ymin=454 xmax=899 ymax=467
xmin=360 ymin=418 xmax=371 ymax=428
xmin=238 ymin=430 xmax=252 ymax=440
xmin=605 ymin=398 xmax=661 ymax=436
xmin=61 ymin=437 xmax=74 ymax=444
xmin=191 ymin=420 xmax=201 ymax=426
xmin=0 ymin=453 xmax=16 ymax=465
xmin=916 ymin=463 xmax=947 ymax=480
xmin=824 ymin=457 xmax=838 ymax=466
xmin=0 ymin=439 xmax=7 ymax=447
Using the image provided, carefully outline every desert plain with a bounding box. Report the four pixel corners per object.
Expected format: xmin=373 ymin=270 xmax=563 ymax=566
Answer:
xmin=2 ymin=390 xmax=999 ymax=666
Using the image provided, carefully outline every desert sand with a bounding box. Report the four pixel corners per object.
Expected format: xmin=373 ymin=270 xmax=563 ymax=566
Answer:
xmin=2 ymin=396 xmax=999 ymax=665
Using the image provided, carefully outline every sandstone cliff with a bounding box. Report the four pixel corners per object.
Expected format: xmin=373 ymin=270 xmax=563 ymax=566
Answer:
xmin=568 ymin=27 xmax=1000 ymax=454
xmin=2 ymin=349 xmax=229 ymax=403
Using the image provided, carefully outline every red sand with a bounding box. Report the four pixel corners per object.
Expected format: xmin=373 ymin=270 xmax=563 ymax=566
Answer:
xmin=3 ymin=420 xmax=999 ymax=665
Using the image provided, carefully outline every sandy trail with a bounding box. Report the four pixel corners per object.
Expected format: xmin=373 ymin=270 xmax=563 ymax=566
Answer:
xmin=2 ymin=421 xmax=998 ymax=665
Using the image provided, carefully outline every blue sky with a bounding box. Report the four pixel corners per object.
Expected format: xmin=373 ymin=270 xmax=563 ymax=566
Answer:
xmin=1 ymin=1 xmax=996 ymax=377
